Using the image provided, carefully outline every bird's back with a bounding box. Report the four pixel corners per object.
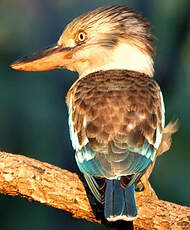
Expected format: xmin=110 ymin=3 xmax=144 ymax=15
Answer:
xmin=67 ymin=69 xmax=164 ymax=179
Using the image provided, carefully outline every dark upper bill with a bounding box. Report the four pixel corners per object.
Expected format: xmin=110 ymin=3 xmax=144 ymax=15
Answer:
xmin=10 ymin=45 xmax=72 ymax=72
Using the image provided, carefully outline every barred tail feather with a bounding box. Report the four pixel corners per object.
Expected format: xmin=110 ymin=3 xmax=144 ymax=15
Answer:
xmin=104 ymin=179 xmax=137 ymax=222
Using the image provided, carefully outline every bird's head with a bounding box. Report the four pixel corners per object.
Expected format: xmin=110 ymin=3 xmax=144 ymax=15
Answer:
xmin=11 ymin=5 xmax=155 ymax=77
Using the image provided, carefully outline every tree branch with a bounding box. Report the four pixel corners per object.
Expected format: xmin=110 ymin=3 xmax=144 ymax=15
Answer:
xmin=0 ymin=151 xmax=189 ymax=229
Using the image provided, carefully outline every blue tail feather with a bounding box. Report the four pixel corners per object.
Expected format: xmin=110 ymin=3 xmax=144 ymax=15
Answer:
xmin=104 ymin=179 xmax=137 ymax=222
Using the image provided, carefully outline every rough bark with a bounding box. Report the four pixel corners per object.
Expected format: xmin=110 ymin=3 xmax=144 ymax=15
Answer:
xmin=0 ymin=151 xmax=189 ymax=230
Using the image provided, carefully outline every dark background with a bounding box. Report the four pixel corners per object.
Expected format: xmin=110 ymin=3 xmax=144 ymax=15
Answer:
xmin=0 ymin=0 xmax=190 ymax=229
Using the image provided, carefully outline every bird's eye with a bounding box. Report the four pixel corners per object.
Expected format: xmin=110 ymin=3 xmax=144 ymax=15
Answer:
xmin=77 ymin=32 xmax=86 ymax=42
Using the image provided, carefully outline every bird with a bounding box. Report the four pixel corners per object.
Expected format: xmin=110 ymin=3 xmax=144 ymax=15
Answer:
xmin=11 ymin=5 xmax=167 ymax=222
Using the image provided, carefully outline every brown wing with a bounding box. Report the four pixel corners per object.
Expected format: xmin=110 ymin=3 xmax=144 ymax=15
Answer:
xmin=67 ymin=70 xmax=163 ymax=154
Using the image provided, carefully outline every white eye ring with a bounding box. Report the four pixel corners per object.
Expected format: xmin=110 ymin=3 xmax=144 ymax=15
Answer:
xmin=78 ymin=32 xmax=86 ymax=42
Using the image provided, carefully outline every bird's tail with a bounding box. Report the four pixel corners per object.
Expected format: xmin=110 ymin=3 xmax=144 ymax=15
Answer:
xmin=104 ymin=179 xmax=137 ymax=222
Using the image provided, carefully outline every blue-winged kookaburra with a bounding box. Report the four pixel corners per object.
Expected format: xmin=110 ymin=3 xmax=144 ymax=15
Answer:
xmin=11 ymin=5 xmax=168 ymax=222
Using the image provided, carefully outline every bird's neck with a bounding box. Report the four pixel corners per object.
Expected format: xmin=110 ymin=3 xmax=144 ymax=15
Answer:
xmin=78 ymin=42 xmax=154 ymax=78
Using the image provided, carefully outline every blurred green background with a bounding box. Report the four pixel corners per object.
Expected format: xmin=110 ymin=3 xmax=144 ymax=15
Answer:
xmin=0 ymin=0 xmax=190 ymax=229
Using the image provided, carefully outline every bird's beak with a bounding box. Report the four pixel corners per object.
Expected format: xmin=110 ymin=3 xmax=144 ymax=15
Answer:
xmin=10 ymin=45 xmax=73 ymax=71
